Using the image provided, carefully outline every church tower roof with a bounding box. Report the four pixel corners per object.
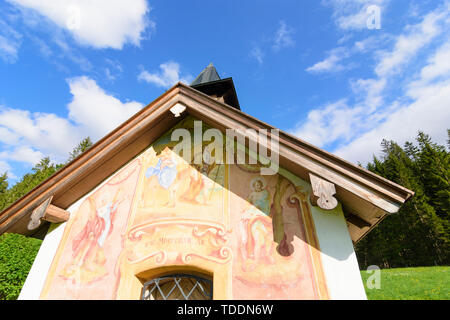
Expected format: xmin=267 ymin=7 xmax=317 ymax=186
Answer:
xmin=190 ymin=63 xmax=221 ymax=86
xmin=190 ymin=63 xmax=241 ymax=110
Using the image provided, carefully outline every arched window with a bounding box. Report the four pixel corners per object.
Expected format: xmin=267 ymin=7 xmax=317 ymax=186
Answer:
xmin=141 ymin=273 xmax=213 ymax=300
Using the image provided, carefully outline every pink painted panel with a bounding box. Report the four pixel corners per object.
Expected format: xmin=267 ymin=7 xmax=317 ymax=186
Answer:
xmin=42 ymin=159 xmax=141 ymax=299
xmin=229 ymin=164 xmax=319 ymax=299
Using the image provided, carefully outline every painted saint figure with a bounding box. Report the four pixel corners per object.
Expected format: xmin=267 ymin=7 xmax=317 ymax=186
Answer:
xmin=179 ymin=164 xmax=204 ymax=204
xmin=96 ymin=197 xmax=119 ymax=248
xmin=247 ymin=178 xmax=271 ymax=215
xmin=239 ymin=177 xmax=274 ymax=269
xmin=61 ymin=189 xmax=123 ymax=284
xmin=145 ymin=148 xmax=178 ymax=207
xmin=196 ymin=164 xmax=215 ymax=205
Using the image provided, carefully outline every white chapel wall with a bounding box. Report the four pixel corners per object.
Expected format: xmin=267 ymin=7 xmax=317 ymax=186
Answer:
xmin=310 ymin=203 xmax=367 ymax=300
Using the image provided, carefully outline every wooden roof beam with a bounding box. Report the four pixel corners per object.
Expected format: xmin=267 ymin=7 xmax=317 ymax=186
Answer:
xmin=28 ymin=196 xmax=69 ymax=231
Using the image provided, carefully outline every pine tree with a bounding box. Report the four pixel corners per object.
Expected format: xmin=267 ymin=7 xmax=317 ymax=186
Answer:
xmin=0 ymin=173 xmax=8 ymax=211
xmin=68 ymin=137 xmax=93 ymax=162
xmin=415 ymin=132 xmax=449 ymax=258
xmin=0 ymin=158 xmax=60 ymax=213
xmin=356 ymin=131 xmax=450 ymax=268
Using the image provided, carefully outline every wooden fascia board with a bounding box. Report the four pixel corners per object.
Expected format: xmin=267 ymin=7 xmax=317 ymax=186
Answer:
xmin=0 ymin=85 xmax=182 ymax=235
xmin=345 ymin=212 xmax=372 ymax=229
xmin=353 ymin=213 xmax=389 ymax=244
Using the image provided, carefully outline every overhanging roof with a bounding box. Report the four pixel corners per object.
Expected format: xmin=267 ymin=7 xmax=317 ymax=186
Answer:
xmin=0 ymin=82 xmax=414 ymax=242
xmin=191 ymin=77 xmax=240 ymax=110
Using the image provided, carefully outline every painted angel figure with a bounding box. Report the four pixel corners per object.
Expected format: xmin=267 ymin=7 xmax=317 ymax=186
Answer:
xmin=145 ymin=148 xmax=178 ymax=207
xmin=61 ymin=188 xmax=123 ymax=284
xmin=239 ymin=177 xmax=274 ymax=268
xmin=180 ymin=162 xmax=216 ymax=205
xmin=179 ymin=164 xmax=204 ymax=204
xmin=247 ymin=178 xmax=271 ymax=215
xmin=196 ymin=163 xmax=215 ymax=205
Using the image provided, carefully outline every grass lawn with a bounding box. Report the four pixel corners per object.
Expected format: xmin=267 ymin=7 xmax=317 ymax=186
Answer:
xmin=360 ymin=266 xmax=449 ymax=300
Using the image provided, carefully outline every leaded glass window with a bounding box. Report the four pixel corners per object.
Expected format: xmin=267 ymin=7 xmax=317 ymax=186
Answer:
xmin=141 ymin=274 xmax=213 ymax=300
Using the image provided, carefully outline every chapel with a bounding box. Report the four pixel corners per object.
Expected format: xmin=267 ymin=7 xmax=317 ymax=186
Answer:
xmin=0 ymin=64 xmax=414 ymax=300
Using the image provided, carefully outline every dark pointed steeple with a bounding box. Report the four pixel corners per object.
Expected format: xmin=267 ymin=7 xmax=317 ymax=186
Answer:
xmin=190 ymin=63 xmax=221 ymax=86
xmin=190 ymin=63 xmax=241 ymax=110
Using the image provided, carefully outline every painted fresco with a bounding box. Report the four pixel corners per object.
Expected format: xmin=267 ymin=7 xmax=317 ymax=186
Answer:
xmin=41 ymin=159 xmax=141 ymax=299
xmin=122 ymin=145 xmax=231 ymax=268
xmin=40 ymin=116 xmax=327 ymax=300
xmin=229 ymin=165 xmax=322 ymax=299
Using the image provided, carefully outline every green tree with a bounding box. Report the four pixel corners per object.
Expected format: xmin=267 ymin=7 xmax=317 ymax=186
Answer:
xmin=0 ymin=157 xmax=60 ymax=213
xmin=356 ymin=131 xmax=450 ymax=268
xmin=68 ymin=137 xmax=93 ymax=162
xmin=0 ymin=173 xmax=8 ymax=210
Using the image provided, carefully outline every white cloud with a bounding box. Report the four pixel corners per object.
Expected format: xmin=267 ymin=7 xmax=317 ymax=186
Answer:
xmin=248 ymin=20 xmax=295 ymax=65
xmin=415 ymin=41 xmax=450 ymax=84
xmin=30 ymin=36 xmax=53 ymax=57
xmin=375 ymin=8 xmax=448 ymax=77
xmin=272 ymin=21 xmax=295 ymax=51
xmin=334 ymin=80 xmax=450 ymax=163
xmin=350 ymin=78 xmax=386 ymax=111
xmin=0 ymin=160 xmax=15 ymax=179
xmin=0 ymin=146 xmax=44 ymax=166
xmin=0 ymin=35 xmax=20 ymax=63
xmin=353 ymin=34 xmax=389 ymax=53
xmin=34 ymin=27 xmax=93 ymax=71
xmin=138 ymin=62 xmax=193 ymax=88
xmin=250 ymin=46 xmax=264 ymax=64
xmin=0 ymin=126 xmax=20 ymax=145
xmin=0 ymin=77 xmax=144 ymax=178
xmin=294 ymin=3 xmax=450 ymax=165
xmin=7 ymin=0 xmax=152 ymax=49
xmin=324 ymin=0 xmax=389 ymax=31
xmin=295 ymin=67 xmax=450 ymax=165
xmin=0 ymin=107 xmax=79 ymax=165
xmin=306 ymin=47 xmax=349 ymax=73
xmin=291 ymin=99 xmax=362 ymax=147
xmin=0 ymin=19 xmax=22 ymax=63
xmin=104 ymin=59 xmax=124 ymax=82
xmin=306 ymin=35 xmax=390 ymax=74
xmin=67 ymin=76 xmax=143 ymax=139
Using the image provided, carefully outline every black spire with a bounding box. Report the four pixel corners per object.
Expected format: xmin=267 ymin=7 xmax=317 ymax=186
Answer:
xmin=190 ymin=63 xmax=221 ymax=86
xmin=190 ymin=63 xmax=241 ymax=110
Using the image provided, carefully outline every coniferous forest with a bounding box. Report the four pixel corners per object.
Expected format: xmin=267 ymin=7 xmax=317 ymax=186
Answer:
xmin=356 ymin=131 xmax=449 ymax=269
xmin=0 ymin=132 xmax=449 ymax=299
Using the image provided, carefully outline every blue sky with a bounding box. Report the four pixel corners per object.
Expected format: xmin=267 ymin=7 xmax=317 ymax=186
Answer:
xmin=0 ymin=0 xmax=449 ymax=182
